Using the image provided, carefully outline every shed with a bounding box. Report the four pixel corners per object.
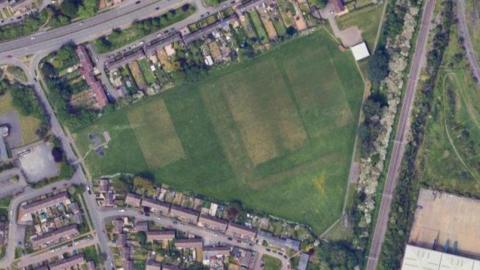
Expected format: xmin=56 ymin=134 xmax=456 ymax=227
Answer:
xmin=350 ymin=42 xmax=370 ymax=61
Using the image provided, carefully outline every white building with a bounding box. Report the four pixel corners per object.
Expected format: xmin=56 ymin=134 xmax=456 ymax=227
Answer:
xmin=401 ymin=245 xmax=480 ymax=270
xmin=350 ymin=42 xmax=370 ymax=61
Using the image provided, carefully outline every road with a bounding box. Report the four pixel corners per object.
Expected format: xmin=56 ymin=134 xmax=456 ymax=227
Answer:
xmin=0 ymin=0 xmax=203 ymax=59
xmin=16 ymin=237 xmax=98 ymax=268
xmin=457 ymin=0 xmax=480 ymax=85
xmin=365 ymin=0 xmax=436 ymax=269
xmin=101 ymin=208 xmax=291 ymax=270
xmin=3 ymin=57 xmax=116 ymax=270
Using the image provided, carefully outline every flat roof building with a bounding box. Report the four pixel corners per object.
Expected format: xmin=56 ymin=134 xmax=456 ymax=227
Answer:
xmin=401 ymin=245 xmax=480 ymax=270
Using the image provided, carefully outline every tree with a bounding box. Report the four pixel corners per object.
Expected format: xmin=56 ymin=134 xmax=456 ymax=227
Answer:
xmin=60 ymin=0 xmax=80 ymax=19
xmin=367 ymin=46 xmax=390 ymax=84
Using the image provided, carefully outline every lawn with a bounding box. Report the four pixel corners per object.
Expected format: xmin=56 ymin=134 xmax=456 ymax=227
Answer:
xmin=263 ymin=255 xmax=281 ymax=270
xmin=0 ymin=91 xmax=41 ymax=145
xmin=337 ymin=3 xmax=385 ymax=50
xmin=248 ymin=10 xmax=268 ymax=43
xmin=137 ymin=59 xmax=157 ymax=86
xmin=74 ymin=29 xmax=364 ymax=233
xmin=417 ymin=27 xmax=480 ymax=193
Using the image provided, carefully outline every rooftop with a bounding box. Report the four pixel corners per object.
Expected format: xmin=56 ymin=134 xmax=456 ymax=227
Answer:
xmin=401 ymin=245 xmax=480 ymax=270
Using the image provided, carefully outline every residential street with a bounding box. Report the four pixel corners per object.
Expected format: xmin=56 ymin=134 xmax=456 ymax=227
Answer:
xmin=100 ymin=208 xmax=291 ymax=270
xmin=365 ymin=0 xmax=436 ymax=269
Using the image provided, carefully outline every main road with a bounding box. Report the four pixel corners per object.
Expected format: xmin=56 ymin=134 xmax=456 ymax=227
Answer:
xmin=365 ymin=0 xmax=436 ymax=269
xmin=0 ymin=0 xmax=207 ymax=60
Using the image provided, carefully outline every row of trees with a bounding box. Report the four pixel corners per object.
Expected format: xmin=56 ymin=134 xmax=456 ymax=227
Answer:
xmin=41 ymin=45 xmax=99 ymax=130
xmin=0 ymin=0 xmax=98 ymax=42
xmin=94 ymin=4 xmax=195 ymax=53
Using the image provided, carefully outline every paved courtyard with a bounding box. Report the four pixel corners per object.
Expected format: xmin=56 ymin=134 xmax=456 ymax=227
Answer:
xmin=18 ymin=143 xmax=59 ymax=183
xmin=409 ymin=189 xmax=480 ymax=258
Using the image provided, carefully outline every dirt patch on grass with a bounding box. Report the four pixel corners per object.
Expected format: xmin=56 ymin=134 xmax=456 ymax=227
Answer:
xmin=127 ymin=99 xmax=185 ymax=168
xmin=220 ymin=60 xmax=306 ymax=166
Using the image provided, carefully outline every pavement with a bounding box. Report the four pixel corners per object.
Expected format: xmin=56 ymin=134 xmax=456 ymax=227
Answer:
xmin=365 ymin=0 xmax=436 ymax=269
xmin=457 ymin=0 xmax=480 ymax=85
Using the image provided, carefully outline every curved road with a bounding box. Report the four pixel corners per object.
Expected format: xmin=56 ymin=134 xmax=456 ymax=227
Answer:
xmin=457 ymin=0 xmax=480 ymax=85
xmin=365 ymin=0 xmax=436 ymax=269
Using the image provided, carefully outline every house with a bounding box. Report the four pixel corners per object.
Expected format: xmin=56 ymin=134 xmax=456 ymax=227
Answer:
xmin=99 ymin=179 xmax=110 ymax=193
xmin=162 ymin=264 xmax=181 ymax=270
xmin=141 ymin=198 xmax=170 ymax=215
xmin=147 ymin=230 xmax=175 ymax=242
xmin=257 ymin=231 xmax=300 ymax=251
xmin=134 ymin=221 xmax=149 ymax=232
xmin=125 ymin=193 xmax=142 ymax=208
xmin=198 ymin=214 xmax=228 ymax=232
xmin=113 ymin=218 xmax=124 ymax=234
xmin=332 ymin=0 xmax=347 ymax=16
xmin=123 ymin=259 xmax=134 ymax=270
xmin=169 ymin=205 xmax=199 ymax=224
xmin=49 ymin=254 xmax=86 ymax=270
xmin=203 ymin=245 xmax=231 ymax=263
xmin=146 ymin=259 xmax=162 ymax=270
xmin=226 ymin=223 xmax=257 ymax=241
xmin=350 ymin=42 xmax=370 ymax=61
xmin=31 ymin=224 xmax=79 ymax=249
xmin=175 ymin=238 xmax=203 ymax=250
xmin=18 ymin=192 xmax=70 ymax=222
xmin=0 ymin=125 xmax=8 ymax=161
xmin=75 ymin=45 xmax=108 ymax=109
xmin=117 ymin=233 xmax=127 ymax=247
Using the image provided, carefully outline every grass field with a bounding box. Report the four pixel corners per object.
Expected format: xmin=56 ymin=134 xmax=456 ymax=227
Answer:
xmin=418 ymin=28 xmax=480 ymax=193
xmin=74 ymin=30 xmax=364 ymax=233
xmin=337 ymin=3 xmax=385 ymax=50
xmin=0 ymin=91 xmax=41 ymax=145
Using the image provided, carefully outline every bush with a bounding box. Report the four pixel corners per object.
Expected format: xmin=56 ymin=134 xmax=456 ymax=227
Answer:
xmin=367 ymin=46 xmax=390 ymax=85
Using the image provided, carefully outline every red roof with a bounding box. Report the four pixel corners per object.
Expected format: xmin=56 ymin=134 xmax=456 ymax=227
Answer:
xmin=332 ymin=0 xmax=345 ymax=13
xmin=75 ymin=46 xmax=108 ymax=109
